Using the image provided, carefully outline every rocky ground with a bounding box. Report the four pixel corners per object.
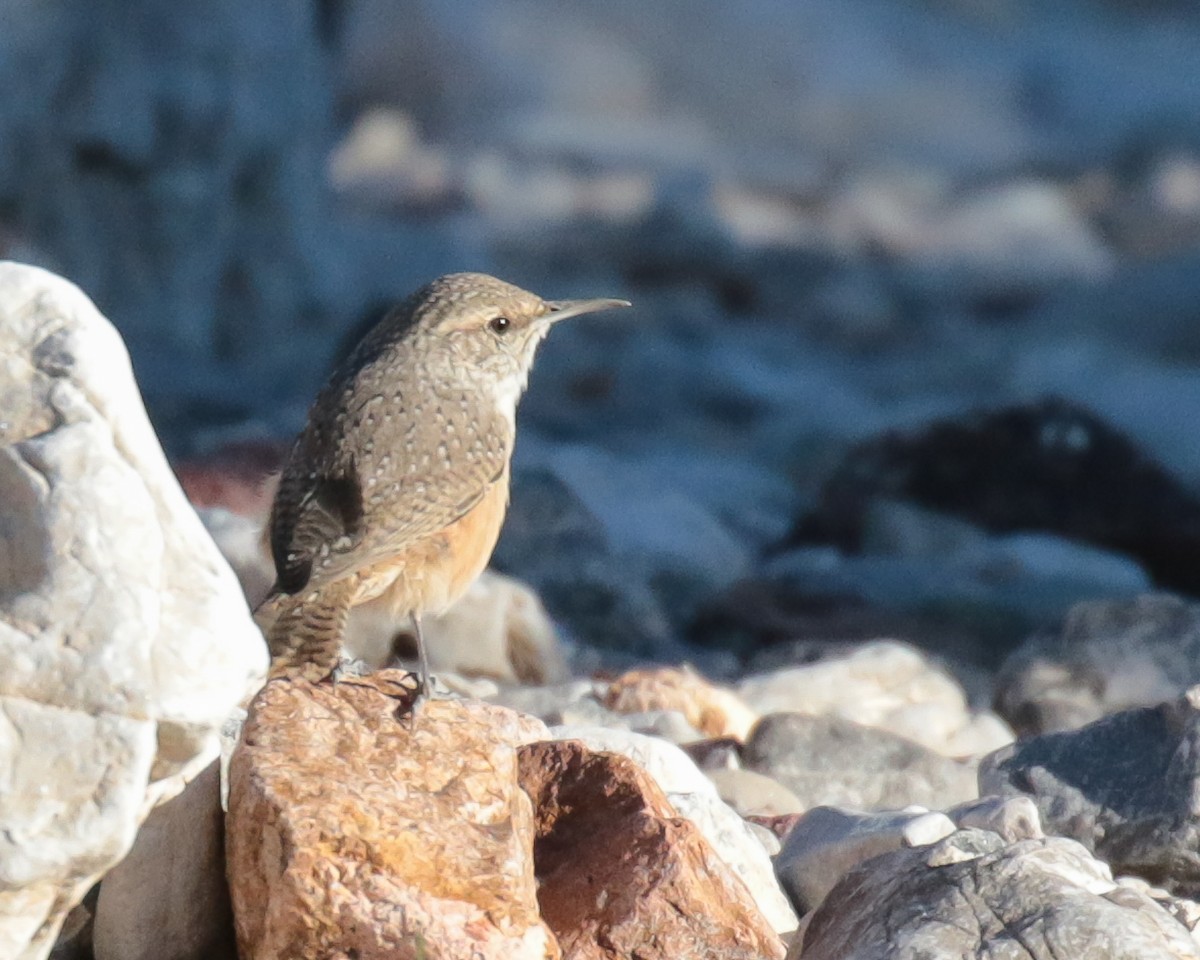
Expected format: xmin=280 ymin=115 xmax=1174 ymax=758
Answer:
xmin=5 ymin=258 xmax=1200 ymax=959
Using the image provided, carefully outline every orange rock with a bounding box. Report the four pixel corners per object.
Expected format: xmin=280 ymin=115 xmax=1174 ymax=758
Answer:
xmin=518 ymin=740 xmax=786 ymax=960
xmin=226 ymin=672 xmax=559 ymax=960
xmin=602 ymin=667 xmax=759 ymax=741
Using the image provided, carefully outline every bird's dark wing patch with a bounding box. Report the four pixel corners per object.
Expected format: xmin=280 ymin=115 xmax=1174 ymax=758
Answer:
xmin=271 ymin=465 xmax=365 ymax=595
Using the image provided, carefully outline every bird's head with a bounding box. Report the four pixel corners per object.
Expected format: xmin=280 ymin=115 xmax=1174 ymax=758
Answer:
xmin=403 ymin=272 xmax=630 ymax=413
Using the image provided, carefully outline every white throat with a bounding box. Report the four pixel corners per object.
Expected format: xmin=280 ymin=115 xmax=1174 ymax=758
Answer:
xmin=492 ymin=368 xmax=529 ymax=427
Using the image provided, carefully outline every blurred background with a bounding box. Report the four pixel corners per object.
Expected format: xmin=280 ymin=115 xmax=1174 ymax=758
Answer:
xmin=4 ymin=0 xmax=1200 ymax=683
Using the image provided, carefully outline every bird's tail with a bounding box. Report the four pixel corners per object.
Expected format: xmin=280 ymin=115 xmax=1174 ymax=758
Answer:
xmin=260 ymin=580 xmax=355 ymax=682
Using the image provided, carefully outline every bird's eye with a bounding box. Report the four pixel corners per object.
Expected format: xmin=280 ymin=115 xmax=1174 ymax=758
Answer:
xmin=489 ymin=316 xmax=511 ymax=334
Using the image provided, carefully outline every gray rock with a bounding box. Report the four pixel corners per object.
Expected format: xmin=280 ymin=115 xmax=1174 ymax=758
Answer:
xmin=997 ymin=594 xmax=1200 ymax=736
xmin=0 ymin=263 xmax=266 ymax=959
xmin=858 ymin=498 xmax=991 ymax=559
xmin=1118 ymin=876 xmax=1200 ymax=943
xmin=774 ymin=805 xmax=955 ymax=916
xmin=534 ymin=443 xmax=753 ymax=592
xmin=980 ymin=688 xmax=1200 ymax=899
xmin=946 ymin=795 xmax=1043 ymax=842
xmin=744 ymin=713 xmax=979 ymax=813
xmin=616 ymin=709 xmax=705 ymax=744
xmin=682 ymin=737 xmax=743 ymax=772
xmin=539 ymin=695 xmax=706 ymax=744
xmin=93 ymin=761 xmax=234 ymax=960
xmin=786 ymin=397 xmax=1188 ymax=608
xmin=796 ymin=831 xmax=1200 ymax=960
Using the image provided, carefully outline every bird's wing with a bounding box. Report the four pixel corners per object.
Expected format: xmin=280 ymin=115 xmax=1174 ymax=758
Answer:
xmin=268 ymin=460 xmax=366 ymax=595
xmin=266 ymin=409 xmax=512 ymax=596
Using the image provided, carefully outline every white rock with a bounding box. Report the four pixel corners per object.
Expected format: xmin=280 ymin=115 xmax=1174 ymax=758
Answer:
xmin=549 ymin=724 xmax=798 ymax=934
xmin=738 ymin=641 xmax=1013 ymax=757
xmin=486 ymin=679 xmax=600 ymax=722
xmin=0 ymin=263 xmax=266 ymax=960
xmin=618 ymin=709 xmax=705 ymax=744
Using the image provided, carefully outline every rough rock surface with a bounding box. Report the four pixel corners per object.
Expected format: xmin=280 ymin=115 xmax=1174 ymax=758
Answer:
xmin=980 ymin=687 xmax=1200 ymax=898
xmin=518 ymin=740 xmax=785 ymax=960
xmin=0 ymin=263 xmax=266 ymax=960
xmin=795 ymin=830 xmax=1200 ymax=960
xmin=997 ymin=594 xmax=1200 ymax=736
xmin=93 ymin=760 xmax=234 ymax=960
xmin=548 ymin=725 xmax=797 ymax=934
xmin=744 ymin=713 xmax=979 ymax=813
xmin=226 ymin=673 xmax=556 ymax=960
xmin=738 ymin=641 xmax=1012 ymax=757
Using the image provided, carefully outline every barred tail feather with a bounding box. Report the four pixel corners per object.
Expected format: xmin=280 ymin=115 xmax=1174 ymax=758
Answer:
xmin=263 ymin=580 xmax=355 ymax=681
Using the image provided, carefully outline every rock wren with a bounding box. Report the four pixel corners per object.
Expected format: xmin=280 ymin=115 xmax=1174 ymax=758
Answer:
xmin=256 ymin=272 xmax=629 ymax=693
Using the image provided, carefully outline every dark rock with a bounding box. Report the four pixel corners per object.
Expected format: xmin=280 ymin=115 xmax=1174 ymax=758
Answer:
xmin=797 ymin=830 xmax=1200 ymax=959
xmin=743 ymin=713 xmax=978 ymax=812
xmin=996 ymin=593 xmax=1200 ymax=736
xmin=980 ymin=689 xmax=1200 ymax=897
xmin=784 ymin=397 xmax=1200 ymax=596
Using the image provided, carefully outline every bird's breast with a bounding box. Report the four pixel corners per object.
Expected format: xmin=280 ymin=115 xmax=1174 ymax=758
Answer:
xmin=352 ymin=469 xmax=511 ymax=617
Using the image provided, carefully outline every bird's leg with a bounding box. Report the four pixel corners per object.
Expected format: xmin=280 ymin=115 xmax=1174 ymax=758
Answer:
xmin=266 ymin=579 xmax=355 ymax=683
xmin=412 ymin=612 xmax=433 ymax=701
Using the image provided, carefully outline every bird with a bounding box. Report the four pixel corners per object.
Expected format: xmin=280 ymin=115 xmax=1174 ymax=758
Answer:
xmin=254 ymin=272 xmax=630 ymax=696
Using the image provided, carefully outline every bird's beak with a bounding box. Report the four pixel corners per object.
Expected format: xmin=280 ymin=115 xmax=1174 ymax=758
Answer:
xmin=543 ymin=297 xmax=632 ymax=323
